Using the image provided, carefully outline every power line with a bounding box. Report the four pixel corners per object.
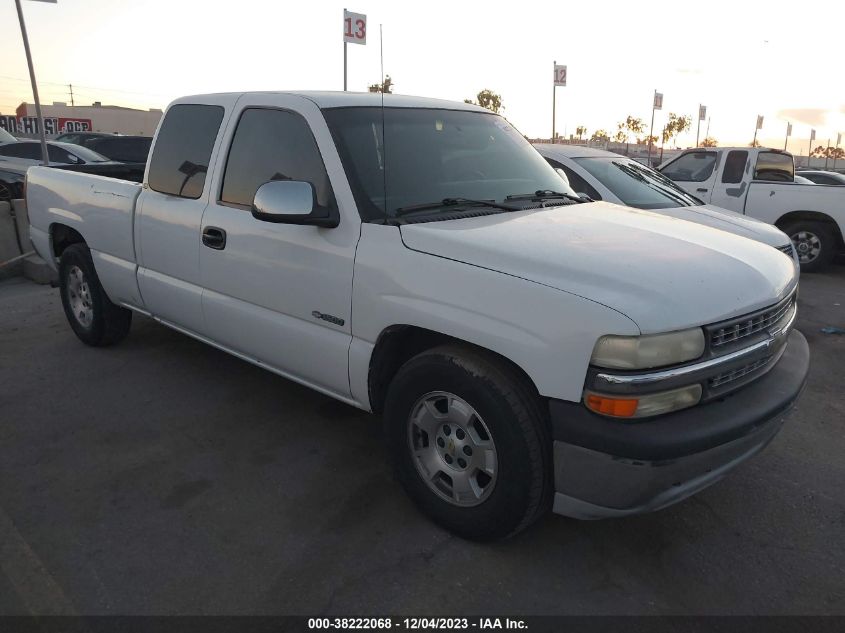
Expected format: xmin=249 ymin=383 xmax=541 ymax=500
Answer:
xmin=0 ymin=74 xmax=172 ymax=98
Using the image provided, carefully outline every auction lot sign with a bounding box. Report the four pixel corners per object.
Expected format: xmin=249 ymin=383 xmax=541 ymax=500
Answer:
xmin=0 ymin=114 xmax=92 ymax=136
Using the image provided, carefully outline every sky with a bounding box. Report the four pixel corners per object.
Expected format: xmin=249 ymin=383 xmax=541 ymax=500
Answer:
xmin=1 ymin=0 xmax=844 ymax=152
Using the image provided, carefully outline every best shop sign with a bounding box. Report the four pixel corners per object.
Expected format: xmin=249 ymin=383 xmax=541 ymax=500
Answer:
xmin=0 ymin=115 xmax=92 ymax=136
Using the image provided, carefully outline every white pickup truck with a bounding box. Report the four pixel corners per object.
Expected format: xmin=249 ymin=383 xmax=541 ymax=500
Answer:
xmin=26 ymin=92 xmax=809 ymax=540
xmin=659 ymin=147 xmax=845 ymax=271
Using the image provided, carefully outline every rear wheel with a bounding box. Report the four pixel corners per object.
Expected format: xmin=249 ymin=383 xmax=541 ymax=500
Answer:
xmin=384 ymin=345 xmax=552 ymax=540
xmin=783 ymin=220 xmax=836 ymax=272
xmin=59 ymin=243 xmax=132 ymax=346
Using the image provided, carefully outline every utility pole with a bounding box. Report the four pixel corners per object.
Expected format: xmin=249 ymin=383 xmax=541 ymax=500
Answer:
xmin=68 ymin=83 xmax=74 ymax=107
xmin=14 ymin=0 xmax=50 ymax=166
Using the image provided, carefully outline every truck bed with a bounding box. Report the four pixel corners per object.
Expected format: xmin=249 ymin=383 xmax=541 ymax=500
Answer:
xmin=27 ymin=166 xmax=143 ymax=307
xmin=745 ymin=181 xmax=845 ymax=227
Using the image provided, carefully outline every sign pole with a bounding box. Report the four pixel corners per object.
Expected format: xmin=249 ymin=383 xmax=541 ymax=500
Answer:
xmin=14 ymin=0 xmax=49 ymax=166
xmin=784 ymin=122 xmax=790 ymax=151
xmin=825 ymin=139 xmax=830 ymax=170
xmin=343 ymin=7 xmax=347 ymax=91
xmin=647 ymin=90 xmax=656 ymax=166
xmin=834 ymin=133 xmax=841 ymax=171
xmin=551 ymin=60 xmax=556 ymax=143
xmin=695 ymin=104 xmax=701 ymax=147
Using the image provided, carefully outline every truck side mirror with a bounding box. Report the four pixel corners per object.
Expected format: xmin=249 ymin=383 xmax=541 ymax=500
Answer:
xmin=554 ymin=168 xmax=571 ymax=186
xmin=251 ymin=180 xmax=338 ymax=228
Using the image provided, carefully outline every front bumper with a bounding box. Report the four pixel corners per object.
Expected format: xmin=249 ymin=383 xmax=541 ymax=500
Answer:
xmin=549 ymin=329 xmax=810 ymax=519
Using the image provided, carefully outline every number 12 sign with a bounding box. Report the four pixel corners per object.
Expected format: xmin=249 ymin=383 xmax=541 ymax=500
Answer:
xmin=553 ymin=64 xmax=567 ymax=87
xmin=343 ymin=10 xmax=367 ymax=45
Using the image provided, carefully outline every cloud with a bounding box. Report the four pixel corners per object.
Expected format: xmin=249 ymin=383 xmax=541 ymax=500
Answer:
xmin=777 ymin=108 xmax=831 ymax=127
xmin=675 ymin=68 xmax=704 ymax=75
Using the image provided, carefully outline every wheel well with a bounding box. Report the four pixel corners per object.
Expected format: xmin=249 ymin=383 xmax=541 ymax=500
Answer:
xmin=775 ymin=211 xmax=844 ymax=244
xmin=367 ymin=325 xmax=540 ymax=414
xmin=50 ymin=223 xmax=86 ymax=258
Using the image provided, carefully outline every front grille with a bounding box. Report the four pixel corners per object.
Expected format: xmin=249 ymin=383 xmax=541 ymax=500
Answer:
xmin=709 ymin=356 xmax=773 ymax=388
xmin=710 ymin=293 xmax=795 ymax=349
xmin=776 ymin=243 xmax=796 ymax=258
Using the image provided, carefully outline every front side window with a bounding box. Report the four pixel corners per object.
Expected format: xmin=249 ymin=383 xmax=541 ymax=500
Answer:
xmin=47 ymin=145 xmax=76 ymax=164
xmin=661 ymin=151 xmax=717 ymax=182
xmin=754 ymin=152 xmax=794 ymax=182
xmin=575 ymin=157 xmax=701 ymax=209
xmin=324 ymin=107 xmax=566 ymax=221
xmin=148 ymin=104 xmax=224 ymax=199
xmin=221 ymin=108 xmax=335 ymax=210
xmin=721 ymin=150 xmax=748 ymax=184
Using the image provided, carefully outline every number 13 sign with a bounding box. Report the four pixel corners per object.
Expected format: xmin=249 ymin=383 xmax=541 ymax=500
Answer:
xmin=553 ymin=64 xmax=567 ymax=87
xmin=343 ymin=10 xmax=367 ymax=45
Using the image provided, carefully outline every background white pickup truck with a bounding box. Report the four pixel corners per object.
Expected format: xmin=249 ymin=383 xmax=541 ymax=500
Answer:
xmin=659 ymin=147 xmax=845 ymax=271
xmin=26 ymin=92 xmax=809 ymax=539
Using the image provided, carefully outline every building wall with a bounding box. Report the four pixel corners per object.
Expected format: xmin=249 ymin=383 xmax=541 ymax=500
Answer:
xmin=12 ymin=102 xmax=162 ymax=137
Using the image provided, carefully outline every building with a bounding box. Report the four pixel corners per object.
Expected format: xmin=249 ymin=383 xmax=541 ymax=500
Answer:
xmin=0 ymin=101 xmax=163 ymax=138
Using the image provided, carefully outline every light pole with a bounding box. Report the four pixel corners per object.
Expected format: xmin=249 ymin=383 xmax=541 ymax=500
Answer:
xmin=14 ymin=0 xmax=54 ymax=166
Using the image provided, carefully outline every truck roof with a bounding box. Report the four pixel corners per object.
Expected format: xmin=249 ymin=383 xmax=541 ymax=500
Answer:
xmin=175 ymin=91 xmax=490 ymax=112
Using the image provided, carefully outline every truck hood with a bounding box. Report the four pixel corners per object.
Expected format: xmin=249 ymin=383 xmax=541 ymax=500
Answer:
xmin=399 ymin=202 xmax=798 ymax=333
xmin=654 ymin=203 xmax=790 ymax=248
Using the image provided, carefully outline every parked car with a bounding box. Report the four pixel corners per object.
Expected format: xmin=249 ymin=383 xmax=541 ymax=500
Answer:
xmin=0 ymin=166 xmax=25 ymax=203
xmin=535 ymin=144 xmax=796 ymax=261
xmin=55 ymin=132 xmax=153 ymax=163
xmin=54 ymin=132 xmax=112 ymax=145
xmin=659 ymin=148 xmax=845 ymax=271
xmin=0 ymin=153 xmax=144 ymax=197
xmin=26 ymin=92 xmax=808 ymax=540
xmin=83 ymin=135 xmax=152 ymax=163
xmin=795 ymin=170 xmax=845 ymax=186
xmin=0 ymin=140 xmax=112 ymax=167
xmin=0 ymin=127 xmax=16 ymax=144
xmin=793 ymin=174 xmax=817 ymax=185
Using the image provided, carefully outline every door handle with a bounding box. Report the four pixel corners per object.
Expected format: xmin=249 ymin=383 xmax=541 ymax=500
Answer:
xmin=696 ymin=188 xmax=709 ymax=192
xmin=202 ymin=226 xmax=226 ymax=250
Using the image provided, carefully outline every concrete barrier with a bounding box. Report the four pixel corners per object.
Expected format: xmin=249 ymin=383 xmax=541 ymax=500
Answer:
xmin=0 ymin=199 xmax=56 ymax=284
xmin=0 ymin=201 xmax=24 ymax=279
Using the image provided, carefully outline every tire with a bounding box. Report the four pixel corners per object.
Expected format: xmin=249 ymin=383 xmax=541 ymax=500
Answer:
xmin=384 ymin=345 xmax=553 ymax=540
xmin=59 ymin=243 xmax=132 ymax=346
xmin=783 ymin=220 xmax=837 ymax=273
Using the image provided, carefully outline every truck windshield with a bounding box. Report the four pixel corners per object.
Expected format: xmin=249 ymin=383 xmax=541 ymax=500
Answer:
xmin=574 ymin=157 xmax=701 ymax=209
xmin=323 ymin=107 xmax=569 ymax=221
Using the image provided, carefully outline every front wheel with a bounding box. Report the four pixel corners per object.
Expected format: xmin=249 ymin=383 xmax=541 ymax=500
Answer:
xmin=384 ymin=346 xmax=552 ymax=540
xmin=783 ymin=220 xmax=837 ymax=273
xmin=59 ymin=243 xmax=132 ymax=346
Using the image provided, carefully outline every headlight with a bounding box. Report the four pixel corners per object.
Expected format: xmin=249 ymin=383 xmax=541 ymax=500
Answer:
xmin=590 ymin=328 xmax=705 ymax=370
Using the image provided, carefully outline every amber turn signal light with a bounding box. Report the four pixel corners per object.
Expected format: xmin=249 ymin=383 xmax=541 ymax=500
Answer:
xmin=585 ymin=394 xmax=639 ymax=418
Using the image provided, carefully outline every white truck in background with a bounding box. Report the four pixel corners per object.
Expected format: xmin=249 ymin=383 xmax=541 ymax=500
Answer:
xmin=25 ymin=92 xmax=808 ymax=539
xmin=659 ymin=147 xmax=845 ymax=271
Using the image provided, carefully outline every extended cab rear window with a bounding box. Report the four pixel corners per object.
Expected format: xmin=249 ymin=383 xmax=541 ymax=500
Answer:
xmin=754 ymin=151 xmax=794 ymax=182
xmin=148 ymin=104 xmax=224 ymax=199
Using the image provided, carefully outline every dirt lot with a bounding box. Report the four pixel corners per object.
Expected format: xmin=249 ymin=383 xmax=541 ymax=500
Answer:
xmin=0 ymin=270 xmax=843 ymax=615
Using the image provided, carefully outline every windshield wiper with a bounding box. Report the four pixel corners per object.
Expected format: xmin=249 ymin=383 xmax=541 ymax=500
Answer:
xmin=394 ymin=197 xmax=519 ymax=217
xmin=506 ymin=190 xmax=590 ymax=203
